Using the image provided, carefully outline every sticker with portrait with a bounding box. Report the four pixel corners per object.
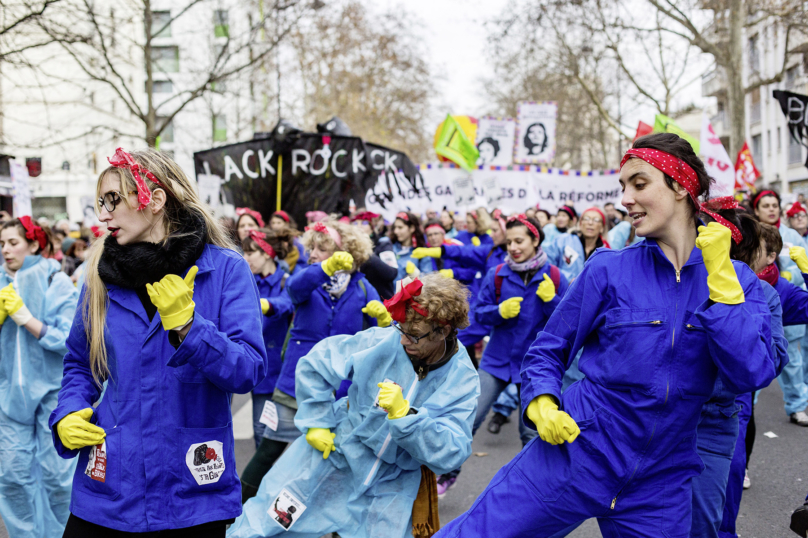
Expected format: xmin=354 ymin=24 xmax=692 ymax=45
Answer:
xmin=270 ymin=488 xmax=307 ymax=530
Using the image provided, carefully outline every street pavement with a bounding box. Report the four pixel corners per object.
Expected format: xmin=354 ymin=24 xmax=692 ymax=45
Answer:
xmin=2 ymin=380 xmax=804 ymax=537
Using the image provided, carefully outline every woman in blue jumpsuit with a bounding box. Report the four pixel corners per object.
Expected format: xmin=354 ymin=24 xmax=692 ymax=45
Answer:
xmin=240 ymin=229 xmax=294 ymax=449
xmin=228 ymin=274 xmax=479 ymax=538
xmin=0 ymin=217 xmax=78 ymax=538
xmin=436 ymin=134 xmax=778 ymax=538
xmin=422 ymin=219 xmax=475 ymax=285
xmin=455 ymin=209 xmax=494 ymax=250
xmin=752 ymin=189 xmax=808 ymax=426
xmin=49 ymin=148 xmax=268 ymax=537
xmin=253 ymin=221 xmax=389 ymax=496
xmin=390 ymin=211 xmax=431 ymax=280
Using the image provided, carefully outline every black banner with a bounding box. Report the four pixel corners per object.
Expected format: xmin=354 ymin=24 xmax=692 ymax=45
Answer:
xmin=773 ymin=90 xmax=808 ymax=168
xmin=193 ymin=135 xmax=425 ymax=225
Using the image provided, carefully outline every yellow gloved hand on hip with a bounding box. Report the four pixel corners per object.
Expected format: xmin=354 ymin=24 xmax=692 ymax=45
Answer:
xmin=526 ymin=395 xmax=580 ymax=445
xmin=57 ymin=408 xmax=106 ymax=450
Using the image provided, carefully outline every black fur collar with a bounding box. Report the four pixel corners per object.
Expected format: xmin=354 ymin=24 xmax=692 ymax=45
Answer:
xmin=98 ymin=212 xmax=208 ymax=289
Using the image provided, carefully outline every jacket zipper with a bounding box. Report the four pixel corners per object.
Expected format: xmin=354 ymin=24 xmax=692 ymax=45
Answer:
xmin=611 ymin=267 xmax=679 ymax=510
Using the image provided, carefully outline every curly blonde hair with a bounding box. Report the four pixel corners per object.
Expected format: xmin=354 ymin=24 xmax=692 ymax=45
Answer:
xmin=404 ymin=273 xmax=470 ymax=330
xmin=301 ymin=220 xmax=373 ymax=269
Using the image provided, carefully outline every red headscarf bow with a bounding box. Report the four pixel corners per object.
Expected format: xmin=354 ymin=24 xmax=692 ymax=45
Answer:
xmin=700 ymin=197 xmax=743 ymax=244
xmin=107 ymin=148 xmax=166 ymax=211
xmin=305 ymin=221 xmax=343 ymax=248
xmin=492 ymin=209 xmax=507 ymax=233
xmin=273 ymin=210 xmax=291 ymax=223
xmin=507 ymin=214 xmax=539 ymax=239
xmin=786 ymin=202 xmax=807 ymax=218
xmin=383 ymin=279 xmax=429 ymax=322
xmin=18 ymin=216 xmax=47 ymax=250
xmin=248 ymin=230 xmax=276 ymax=258
xmin=90 ymin=225 xmax=104 ymax=238
xmin=351 ymin=211 xmax=380 ymax=222
xmin=236 ymin=207 xmax=265 ymax=228
xmin=620 ymin=148 xmax=702 ymax=205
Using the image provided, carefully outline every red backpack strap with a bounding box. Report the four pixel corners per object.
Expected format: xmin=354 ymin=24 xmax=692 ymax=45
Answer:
xmin=494 ymin=264 xmax=505 ymax=303
xmin=549 ymin=264 xmax=561 ymax=291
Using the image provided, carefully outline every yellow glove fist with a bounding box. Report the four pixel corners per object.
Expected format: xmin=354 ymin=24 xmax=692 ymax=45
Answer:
xmin=471 ymin=236 xmax=481 ymax=247
xmin=696 ymin=223 xmax=744 ymax=305
xmin=498 ymin=296 xmax=523 ymax=319
xmin=146 ymin=266 xmax=197 ymax=331
xmin=411 ymin=247 xmax=441 ymax=259
xmin=377 ymin=382 xmax=410 ymax=419
xmin=0 ymin=283 xmax=32 ymax=325
xmin=0 ymin=287 xmax=8 ymax=326
xmin=322 ymin=252 xmax=354 ymax=276
xmin=439 ymin=269 xmax=454 ymax=279
xmin=790 ymin=246 xmax=808 ymax=274
xmin=56 ymin=408 xmax=106 ymax=450
xmin=261 ymin=298 xmax=271 ymax=315
xmin=306 ymin=427 xmax=336 ymax=459
xmin=362 ymin=300 xmax=392 ymax=327
xmin=536 ymin=274 xmax=556 ymax=302
xmin=405 ymin=261 xmax=420 ymax=277
xmin=526 ymin=395 xmax=580 ymax=445
xmin=782 ymin=270 xmax=793 ymax=283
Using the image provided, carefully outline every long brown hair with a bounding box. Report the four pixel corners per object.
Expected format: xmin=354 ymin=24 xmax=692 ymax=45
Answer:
xmin=83 ymin=149 xmax=235 ymax=385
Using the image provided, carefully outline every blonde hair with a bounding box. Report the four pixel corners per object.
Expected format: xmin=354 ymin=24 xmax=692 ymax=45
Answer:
xmin=404 ymin=273 xmax=470 ymax=330
xmin=301 ymin=220 xmax=373 ymax=269
xmin=83 ymin=149 xmax=236 ymax=385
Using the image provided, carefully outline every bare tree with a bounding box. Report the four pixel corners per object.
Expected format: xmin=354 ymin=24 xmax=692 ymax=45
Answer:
xmin=287 ymin=1 xmax=434 ymax=162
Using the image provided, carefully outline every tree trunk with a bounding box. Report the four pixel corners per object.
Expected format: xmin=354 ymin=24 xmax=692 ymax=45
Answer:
xmin=725 ymin=0 xmax=745 ymax=158
xmin=144 ymin=0 xmax=156 ymax=147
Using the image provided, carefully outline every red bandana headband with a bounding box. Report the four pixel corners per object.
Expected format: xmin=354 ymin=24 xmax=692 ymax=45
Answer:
xmin=786 ymin=202 xmax=807 ymax=218
xmin=306 ymin=221 xmax=342 ymax=249
xmin=383 ymin=279 xmax=429 ymax=322
xmin=492 ymin=209 xmax=507 ymax=233
xmin=352 ymin=211 xmax=380 ymax=222
xmin=236 ymin=207 xmax=265 ymax=228
xmin=507 ymin=214 xmax=539 ymax=239
xmin=248 ymin=230 xmax=276 ymax=258
xmin=107 ymin=148 xmax=166 ymax=211
xmin=620 ymin=148 xmax=701 ymax=205
xmin=700 ymin=197 xmax=743 ymax=244
xmin=396 ymin=212 xmax=410 ymax=222
xmin=425 ymin=223 xmax=444 ymax=233
xmin=752 ymin=190 xmax=777 ymax=209
xmin=18 ymin=216 xmax=47 ymax=250
xmin=273 ymin=210 xmax=291 ymax=223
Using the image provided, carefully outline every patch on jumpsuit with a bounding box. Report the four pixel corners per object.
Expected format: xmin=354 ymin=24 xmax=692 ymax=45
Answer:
xmin=373 ymin=379 xmax=401 ymax=409
xmin=185 ymin=441 xmax=225 ymax=485
xmin=84 ymin=441 xmax=107 ymax=483
xmin=270 ymin=488 xmax=307 ymax=530
xmin=563 ymin=245 xmax=579 ymax=266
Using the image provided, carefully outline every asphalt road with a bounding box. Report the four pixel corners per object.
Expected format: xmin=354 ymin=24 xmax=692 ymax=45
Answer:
xmin=2 ymin=381 xmax=804 ymax=537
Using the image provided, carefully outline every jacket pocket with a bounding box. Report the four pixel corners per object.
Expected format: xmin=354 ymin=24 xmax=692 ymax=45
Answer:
xmin=601 ymin=308 xmax=667 ymax=390
xmin=74 ymin=426 xmax=122 ymax=500
xmin=173 ymin=317 xmax=219 ymax=383
xmin=176 ymin=423 xmax=238 ymax=499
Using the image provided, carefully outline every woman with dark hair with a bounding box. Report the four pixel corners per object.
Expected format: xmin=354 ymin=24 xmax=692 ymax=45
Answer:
xmin=544 ymin=207 xmax=610 ymax=282
xmin=236 ymin=207 xmax=264 ymax=241
xmin=440 ymin=209 xmax=458 ymax=239
xmin=0 ymin=217 xmax=78 ymax=537
xmin=269 ymin=210 xmax=309 ymax=271
xmin=436 ymin=133 xmax=778 ymax=538
xmin=542 ymin=205 xmax=577 ymax=245
xmin=389 ymin=211 xmax=432 ymax=280
xmin=751 ymin=190 xmax=808 ymax=427
xmin=523 ymin=122 xmax=548 ymax=156
xmin=477 ymin=137 xmax=501 ymax=165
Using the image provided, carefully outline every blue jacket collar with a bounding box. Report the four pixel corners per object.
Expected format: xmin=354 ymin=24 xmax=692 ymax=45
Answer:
xmin=256 ymin=267 xmax=284 ymax=287
xmin=496 ymin=262 xmax=551 ymax=285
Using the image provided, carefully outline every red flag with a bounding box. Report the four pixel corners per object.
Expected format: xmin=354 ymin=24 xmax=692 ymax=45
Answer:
xmin=634 ymin=121 xmax=653 ymax=141
xmin=734 ymin=142 xmax=760 ymax=192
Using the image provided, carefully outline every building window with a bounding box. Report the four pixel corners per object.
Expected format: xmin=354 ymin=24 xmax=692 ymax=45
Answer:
xmin=751 ymin=134 xmax=763 ymax=171
xmin=750 ymin=88 xmax=761 ymax=124
xmin=777 ymin=127 xmax=782 ymax=152
xmin=790 ymin=132 xmax=804 ymax=165
xmin=767 ymin=130 xmax=772 ymax=154
xmin=748 ymin=34 xmax=760 ymax=75
xmin=214 ymin=10 xmax=229 ymax=38
xmin=151 ymin=46 xmax=179 ymax=73
xmin=152 ymin=11 xmax=171 ymax=38
xmin=157 ymin=117 xmax=174 ymax=143
xmin=151 ymin=80 xmax=173 ymax=93
xmin=786 ymin=66 xmax=799 ymax=90
xmin=213 ymin=114 xmax=227 ymax=142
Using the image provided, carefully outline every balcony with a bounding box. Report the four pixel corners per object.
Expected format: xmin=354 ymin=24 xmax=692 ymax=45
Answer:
xmin=702 ymin=68 xmax=728 ymax=98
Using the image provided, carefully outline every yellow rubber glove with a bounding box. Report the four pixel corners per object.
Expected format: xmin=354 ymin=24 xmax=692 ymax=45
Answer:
xmin=56 ymin=408 xmax=106 ymax=450
xmin=782 ymin=270 xmax=793 ymax=282
xmin=405 ymin=261 xmax=420 ymax=278
xmin=146 ymin=266 xmax=198 ymax=331
xmin=322 ymin=252 xmax=354 ymax=276
xmin=0 ymin=299 xmax=7 ymax=326
xmin=498 ymin=296 xmax=523 ymax=319
xmin=411 ymin=247 xmax=441 ymax=259
xmin=306 ymin=427 xmax=336 ymax=459
xmin=536 ymin=274 xmax=556 ymax=302
xmin=362 ymin=300 xmax=392 ymax=327
xmin=260 ymin=298 xmax=271 ymax=315
xmin=377 ymin=382 xmax=410 ymax=419
xmin=0 ymin=284 xmax=32 ymax=325
xmin=471 ymin=236 xmax=481 ymax=247
xmin=439 ymin=268 xmax=454 ymax=279
xmin=695 ymin=223 xmax=744 ymax=305
xmin=526 ymin=395 xmax=580 ymax=445
xmin=790 ymin=247 xmax=808 ymax=274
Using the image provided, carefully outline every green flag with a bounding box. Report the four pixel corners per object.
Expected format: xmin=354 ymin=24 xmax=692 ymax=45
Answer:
xmin=653 ymin=114 xmax=700 ymax=154
xmin=434 ymin=114 xmax=479 ymax=171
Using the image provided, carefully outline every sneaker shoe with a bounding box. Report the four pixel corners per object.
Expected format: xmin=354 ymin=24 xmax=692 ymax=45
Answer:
xmin=743 ymin=470 xmax=751 ymax=490
xmin=436 ymin=475 xmax=457 ymax=498
xmin=487 ymin=412 xmax=510 ymax=434
xmin=790 ymin=410 xmax=808 ymax=426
